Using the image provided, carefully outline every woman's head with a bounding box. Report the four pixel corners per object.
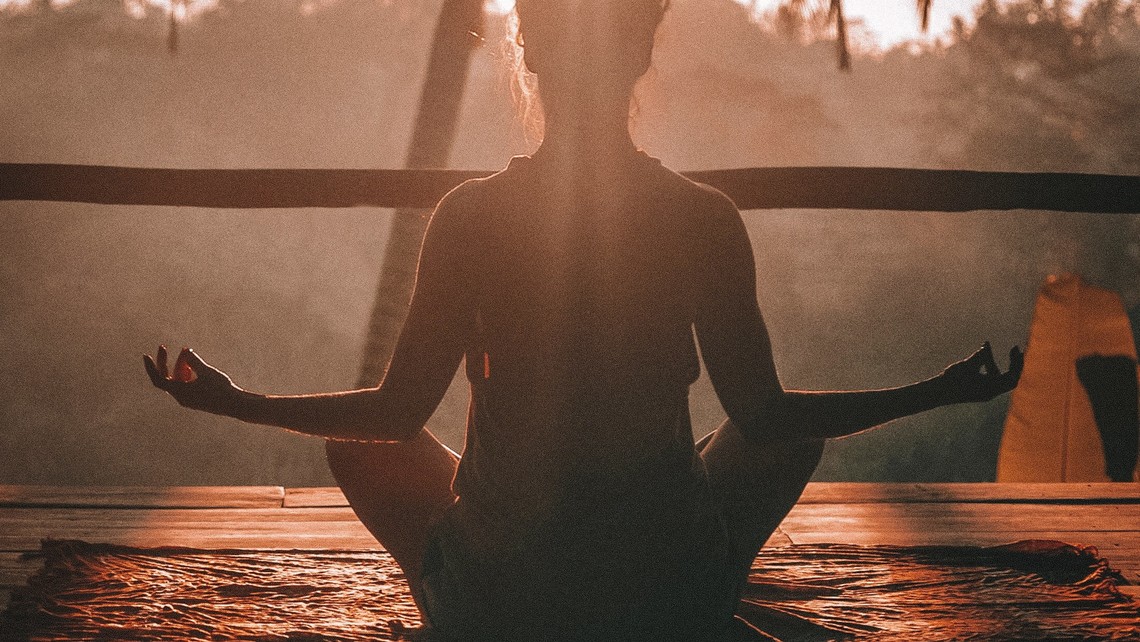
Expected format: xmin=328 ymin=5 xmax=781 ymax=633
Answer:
xmin=515 ymin=0 xmax=668 ymax=83
xmin=511 ymin=0 xmax=669 ymax=134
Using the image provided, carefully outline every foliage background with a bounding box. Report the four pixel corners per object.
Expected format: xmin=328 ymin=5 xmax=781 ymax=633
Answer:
xmin=1 ymin=0 xmax=1137 ymax=485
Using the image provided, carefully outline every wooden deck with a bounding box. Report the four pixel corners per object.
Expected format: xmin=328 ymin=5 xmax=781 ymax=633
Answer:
xmin=3 ymin=483 xmax=1139 ymax=611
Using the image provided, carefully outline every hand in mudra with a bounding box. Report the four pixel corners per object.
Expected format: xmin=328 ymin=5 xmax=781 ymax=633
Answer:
xmin=144 ymin=345 xmax=238 ymax=415
xmin=942 ymin=342 xmax=1024 ymax=403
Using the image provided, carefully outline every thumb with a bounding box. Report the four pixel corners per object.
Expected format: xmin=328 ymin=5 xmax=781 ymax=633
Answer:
xmin=183 ymin=348 xmax=226 ymax=383
xmin=964 ymin=343 xmax=988 ymax=367
xmin=182 ymin=347 xmax=210 ymax=371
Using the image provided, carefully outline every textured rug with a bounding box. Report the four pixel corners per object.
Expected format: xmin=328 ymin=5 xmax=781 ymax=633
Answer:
xmin=2 ymin=539 xmax=1137 ymax=641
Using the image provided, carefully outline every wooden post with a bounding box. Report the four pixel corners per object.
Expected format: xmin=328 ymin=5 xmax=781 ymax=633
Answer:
xmin=356 ymin=0 xmax=485 ymax=388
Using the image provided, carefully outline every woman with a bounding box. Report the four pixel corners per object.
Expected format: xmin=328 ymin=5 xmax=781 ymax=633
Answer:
xmin=145 ymin=1 xmax=1023 ymax=639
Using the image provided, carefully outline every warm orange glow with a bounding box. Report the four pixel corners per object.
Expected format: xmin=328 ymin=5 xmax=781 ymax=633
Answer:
xmin=998 ymin=274 xmax=1138 ymax=482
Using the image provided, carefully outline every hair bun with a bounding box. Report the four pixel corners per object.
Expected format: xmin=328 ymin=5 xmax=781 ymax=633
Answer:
xmin=516 ymin=0 xmax=670 ymax=29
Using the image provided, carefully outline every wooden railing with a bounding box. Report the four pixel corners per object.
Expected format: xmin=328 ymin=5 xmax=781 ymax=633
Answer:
xmin=2 ymin=163 xmax=1138 ymax=212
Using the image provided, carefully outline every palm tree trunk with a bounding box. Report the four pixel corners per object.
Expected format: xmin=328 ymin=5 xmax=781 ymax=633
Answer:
xmin=829 ymin=0 xmax=850 ymax=71
xmin=356 ymin=0 xmax=484 ymax=387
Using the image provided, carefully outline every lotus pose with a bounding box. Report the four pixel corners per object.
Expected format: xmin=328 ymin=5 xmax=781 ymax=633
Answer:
xmin=146 ymin=1 xmax=1023 ymax=639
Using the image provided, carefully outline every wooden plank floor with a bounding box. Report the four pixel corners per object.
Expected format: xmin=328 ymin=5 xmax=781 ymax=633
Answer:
xmin=3 ymin=483 xmax=1139 ymax=612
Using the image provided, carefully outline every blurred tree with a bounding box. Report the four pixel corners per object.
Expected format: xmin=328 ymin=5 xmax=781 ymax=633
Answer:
xmin=766 ymin=1 xmax=935 ymax=70
xmin=926 ymin=0 xmax=1140 ymax=300
xmin=767 ymin=0 xmax=832 ymax=44
xmin=931 ymin=0 xmax=1140 ymax=173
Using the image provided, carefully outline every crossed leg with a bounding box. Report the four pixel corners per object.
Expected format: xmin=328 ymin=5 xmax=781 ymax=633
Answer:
xmin=698 ymin=419 xmax=825 ymax=584
xmin=324 ymin=429 xmax=459 ymax=612
xmin=326 ymin=419 xmax=820 ymax=631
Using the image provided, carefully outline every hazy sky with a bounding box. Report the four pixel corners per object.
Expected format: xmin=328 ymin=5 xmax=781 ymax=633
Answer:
xmin=742 ymin=0 xmax=1097 ymax=48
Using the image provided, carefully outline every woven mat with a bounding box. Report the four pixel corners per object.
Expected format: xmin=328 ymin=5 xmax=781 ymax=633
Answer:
xmin=2 ymin=539 xmax=1137 ymax=641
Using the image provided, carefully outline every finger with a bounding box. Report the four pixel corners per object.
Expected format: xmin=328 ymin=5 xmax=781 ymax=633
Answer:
xmin=143 ymin=354 xmax=169 ymax=389
xmin=981 ymin=341 xmax=1000 ymax=377
xmin=157 ymin=344 xmax=170 ymax=379
xmin=998 ymin=347 xmax=1025 ymax=392
xmin=174 ymin=348 xmax=198 ymax=383
xmin=1009 ymin=346 xmax=1025 ymax=380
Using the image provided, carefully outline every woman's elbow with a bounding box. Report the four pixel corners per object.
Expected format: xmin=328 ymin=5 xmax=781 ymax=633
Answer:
xmin=343 ymin=390 xmax=426 ymax=442
xmin=729 ymin=393 xmax=822 ymax=442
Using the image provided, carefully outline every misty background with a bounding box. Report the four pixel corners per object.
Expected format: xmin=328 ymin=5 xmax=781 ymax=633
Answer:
xmin=2 ymin=0 xmax=1138 ymax=486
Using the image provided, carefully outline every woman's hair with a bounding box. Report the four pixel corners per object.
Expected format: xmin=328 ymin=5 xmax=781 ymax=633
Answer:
xmin=506 ymin=10 xmax=544 ymax=143
xmin=507 ymin=0 xmax=670 ymax=142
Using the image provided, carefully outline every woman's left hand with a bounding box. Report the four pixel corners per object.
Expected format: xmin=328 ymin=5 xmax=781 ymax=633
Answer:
xmin=940 ymin=342 xmax=1024 ymax=404
xmin=143 ymin=345 xmax=240 ymax=416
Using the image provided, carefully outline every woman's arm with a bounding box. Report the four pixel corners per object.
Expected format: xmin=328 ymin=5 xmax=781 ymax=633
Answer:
xmin=693 ymin=193 xmax=1022 ymax=442
xmin=144 ymin=190 xmax=473 ymax=442
xmin=765 ymin=342 xmax=1021 ymax=440
xmin=145 ymin=343 xmax=460 ymax=442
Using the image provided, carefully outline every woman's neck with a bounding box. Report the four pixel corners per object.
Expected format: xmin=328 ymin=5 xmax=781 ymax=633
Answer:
xmin=535 ymin=90 xmax=637 ymax=166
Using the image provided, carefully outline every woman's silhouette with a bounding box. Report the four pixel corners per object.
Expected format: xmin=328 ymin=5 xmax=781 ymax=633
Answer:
xmin=146 ymin=1 xmax=1023 ymax=639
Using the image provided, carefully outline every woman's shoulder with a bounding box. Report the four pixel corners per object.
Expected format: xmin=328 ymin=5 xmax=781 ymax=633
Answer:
xmin=431 ymin=156 xmax=529 ymax=215
xmin=665 ymin=166 xmax=737 ymax=208
xmin=646 ymin=158 xmax=743 ymax=227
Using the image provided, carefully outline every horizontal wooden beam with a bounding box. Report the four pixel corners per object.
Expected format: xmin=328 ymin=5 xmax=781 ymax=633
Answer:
xmin=0 ymin=485 xmax=285 ymax=509
xmin=6 ymin=483 xmax=1138 ymax=511
xmin=2 ymin=163 xmax=1137 ymax=212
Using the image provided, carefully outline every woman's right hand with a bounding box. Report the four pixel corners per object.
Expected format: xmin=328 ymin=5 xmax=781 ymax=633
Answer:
xmin=144 ymin=345 xmax=240 ymax=416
